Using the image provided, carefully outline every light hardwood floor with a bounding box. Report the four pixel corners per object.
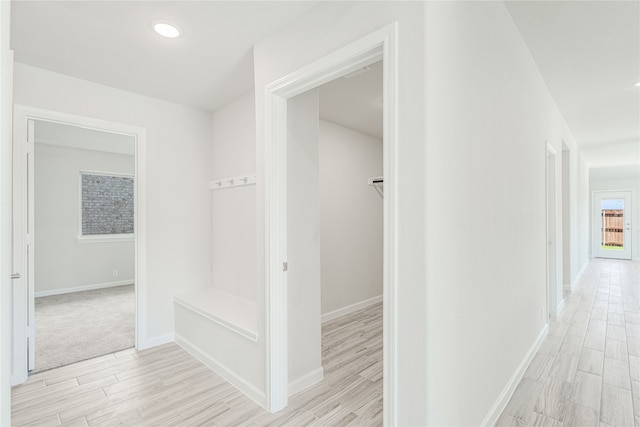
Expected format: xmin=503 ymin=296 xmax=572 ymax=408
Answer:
xmin=497 ymin=258 xmax=640 ymax=427
xmin=11 ymin=302 xmax=382 ymax=426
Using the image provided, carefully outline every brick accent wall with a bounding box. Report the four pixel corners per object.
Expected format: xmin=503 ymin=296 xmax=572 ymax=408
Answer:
xmin=81 ymin=174 xmax=134 ymax=235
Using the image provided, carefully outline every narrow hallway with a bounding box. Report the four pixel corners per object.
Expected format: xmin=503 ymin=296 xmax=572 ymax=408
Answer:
xmin=497 ymin=258 xmax=640 ymax=427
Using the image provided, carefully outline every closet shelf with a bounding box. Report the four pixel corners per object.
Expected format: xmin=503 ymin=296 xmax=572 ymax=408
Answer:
xmin=210 ymin=174 xmax=256 ymax=190
xmin=368 ymin=176 xmax=383 ymax=197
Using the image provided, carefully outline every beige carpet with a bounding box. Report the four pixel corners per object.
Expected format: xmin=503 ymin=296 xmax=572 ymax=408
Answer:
xmin=34 ymin=284 xmax=135 ymax=372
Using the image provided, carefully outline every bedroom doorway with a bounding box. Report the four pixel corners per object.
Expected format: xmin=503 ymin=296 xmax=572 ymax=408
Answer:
xmin=11 ymin=106 xmax=147 ymax=384
xmin=32 ymin=120 xmax=136 ymax=372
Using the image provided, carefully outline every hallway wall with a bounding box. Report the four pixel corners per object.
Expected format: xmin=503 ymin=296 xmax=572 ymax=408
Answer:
xmin=425 ymin=2 xmax=579 ymax=424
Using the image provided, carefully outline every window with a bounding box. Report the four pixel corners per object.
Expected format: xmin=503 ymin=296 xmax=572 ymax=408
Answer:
xmin=80 ymin=172 xmax=134 ymax=241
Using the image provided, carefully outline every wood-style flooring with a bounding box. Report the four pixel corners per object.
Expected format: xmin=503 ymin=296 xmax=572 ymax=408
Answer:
xmin=496 ymin=258 xmax=640 ymax=427
xmin=11 ymin=302 xmax=382 ymax=426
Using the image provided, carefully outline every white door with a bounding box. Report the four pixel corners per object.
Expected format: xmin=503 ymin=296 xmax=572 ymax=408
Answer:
xmin=593 ymin=191 xmax=632 ymax=260
xmin=12 ymin=117 xmax=35 ymax=383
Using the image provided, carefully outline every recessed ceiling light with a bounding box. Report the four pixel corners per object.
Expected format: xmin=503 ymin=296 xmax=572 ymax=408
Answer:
xmin=635 ymin=82 xmax=640 ymax=87
xmin=153 ymin=21 xmax=181 ymax=38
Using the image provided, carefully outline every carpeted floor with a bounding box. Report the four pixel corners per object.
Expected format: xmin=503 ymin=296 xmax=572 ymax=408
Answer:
xmin=34 ymin=284 xmax=135 ymax=372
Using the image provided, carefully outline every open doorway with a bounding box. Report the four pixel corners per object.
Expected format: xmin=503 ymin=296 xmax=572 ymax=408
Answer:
xmin=318 ymin=60 xmax=383 ymax=385
xmin=12 ymin=105 xmax=147 ymax=384
xmin=264 ymin=23 xmax=398 ymax=424
xmin=32 ymin=120 xmax=135 ymax=372
xmin=285 ymin=60 xmax=384 ymax=420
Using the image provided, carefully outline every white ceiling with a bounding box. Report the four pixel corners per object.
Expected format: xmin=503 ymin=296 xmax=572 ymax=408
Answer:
xmin=11 ymin=0 xmax=319 ymax=112
xmin=10 ymin=1 xmax=639 ymax=154
xmin=505 ymin=1 xmax=640 ymax=148
xmin=319 ymin=61 xmax=383 ymax=139
xmin=580 ymin=140 xmax=640 ymax=168
xmin=590 ymin=164 xmax=640 ymax=182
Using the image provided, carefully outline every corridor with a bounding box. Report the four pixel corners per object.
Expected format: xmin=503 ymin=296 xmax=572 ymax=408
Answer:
xmin=497 ymin=258 xmax=640 ymax=426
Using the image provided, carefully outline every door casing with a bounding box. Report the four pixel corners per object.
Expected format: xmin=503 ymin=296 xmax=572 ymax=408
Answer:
xmin=11 ymin=105 xmax=147 ymax=385
xmin=263 ymin=23 xmax=399 ymax=425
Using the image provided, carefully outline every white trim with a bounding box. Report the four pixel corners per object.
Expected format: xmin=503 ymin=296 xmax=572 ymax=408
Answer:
xmin=570 ymin=261 xmax=589 ymax=292
xmin=481 ymin=324 xmax=549 ymax=427
xmin=288 ymin=367 xmax=324 ymax=396
xmin=34 ymin=280 xmax=133 ymax=298
xmin=138 ymin=332 xmax=174 ymax=351
xmin=264 ymin=23 xmax=398 ymax=422
xmin=321 ymin=295 xmax=383 ymax=323
xmin=175 ymin=333 xmax=266 ymax=408
xmin=77 ymin=234 xmax=134 ymax=243
xmin=174 ymin=293 xmax=259 ymax=343
xmin=556 ymin=298 xmax=565 ymax=317
xmin=11 ymin=105 xmax=147 ymax=385
xmin=79 ymin=169 xmax=134 ymax=178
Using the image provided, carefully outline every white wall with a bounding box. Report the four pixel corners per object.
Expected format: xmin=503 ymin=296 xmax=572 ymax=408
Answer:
xmin=424 ymin=2 xmax=578 ymax=424
xmin=34 ymin=143 xmax=135 ymax=295
xmin=578 ymin=154 xmax=591 ymax=269
xmin=287 ymin=90 xmax=323 ymax=386
xmin=254 ymin=3 xmax=427 ymax=423
xmin=206 ymin=90 xmax=264 ymax=393
xmin=0 ymin=0 xmax=13 ymax=423
xmin=589 ymin=174 xmax=640 ymax=261
xmin=211 ymin=91 xmax=257 ymax=302
xmin=319 ymin=120 xmax=382 ymax=315
xmin=13 ymin=63 xmax=212 ymax=343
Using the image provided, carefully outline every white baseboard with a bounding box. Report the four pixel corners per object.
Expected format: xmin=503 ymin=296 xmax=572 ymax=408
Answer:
xmin=175 ymin=333 xmax=266 ymax=408
xmin=137 ymin=332 xmax=174 ymax=351
xmin=35 ymin=280 xmax=134 ymax=297
xmin=289 ymin=367 xmax=324 ymax=396
xmin=322 ymin=295 xmax=383 ymax=323
xmin=570 ymin=261 xmax=589 ymax=292
xmin=481 ymin=324 xmax=549 ymax=427
xmin=556 ymin=299 xmax=565 ymax=316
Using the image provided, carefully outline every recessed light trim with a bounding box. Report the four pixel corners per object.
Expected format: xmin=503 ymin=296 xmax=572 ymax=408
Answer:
xmin=635 ymin=81 xmax=640 ymax=87
xmin=152 ymin=21 xmax=181 ymax=38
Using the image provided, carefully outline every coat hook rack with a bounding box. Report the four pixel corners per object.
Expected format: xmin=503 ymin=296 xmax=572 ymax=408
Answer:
xmin=210 ymin=174 xmax=257 ymax=191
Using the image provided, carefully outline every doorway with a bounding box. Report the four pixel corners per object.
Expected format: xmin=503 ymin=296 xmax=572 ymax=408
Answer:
xmin=546 ymin=143 xmax=557 ymax=320
xmin=264 ymin=23 xmax=398 ymax=425
xmin=11 ymin=105 xmax=147 ymax=385
xmin=592 ymin=191 xmax=632 ymax=260
xmin=32 ymin=120 xmax=135 ymax=372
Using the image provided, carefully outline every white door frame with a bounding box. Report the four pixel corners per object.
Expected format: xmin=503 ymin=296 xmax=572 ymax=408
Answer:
xmin=11 ymin=105 xmax=147 ymax=385
xmin=264 ymin=23 xmax=398 ymax=425
xmin=546 ymin=143 xmax=558 ymax=318
xmin=592 ymin=190 xmax=632 ymax=260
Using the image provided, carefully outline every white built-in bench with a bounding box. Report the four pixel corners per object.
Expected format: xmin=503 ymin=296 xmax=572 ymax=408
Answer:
xmin=173 ymin=287 xmax=264 ymax=406
xmin=174 ymin=288 xmax=258 ymax=342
